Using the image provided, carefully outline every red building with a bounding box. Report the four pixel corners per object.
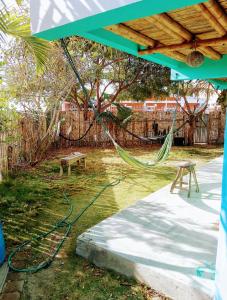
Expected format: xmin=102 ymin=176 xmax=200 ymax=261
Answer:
xmin=61 ymin=97 xmax=200 ymax=112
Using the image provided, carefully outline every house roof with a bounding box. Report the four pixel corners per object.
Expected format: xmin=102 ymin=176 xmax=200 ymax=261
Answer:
xmin=30 ymin=0 xmax=227 ymax=87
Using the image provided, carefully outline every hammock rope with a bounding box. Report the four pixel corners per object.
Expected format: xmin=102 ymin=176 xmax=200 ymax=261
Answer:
xmin=59 ymin=118 xmax=95 ymax=142
xmin=60 ymin=38 xmax=97 ymax=142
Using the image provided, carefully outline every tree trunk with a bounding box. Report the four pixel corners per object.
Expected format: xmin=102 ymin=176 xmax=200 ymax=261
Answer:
xmin=97 ymin=97 xmax=102 ymax=114
xmin=217 ymin=111 xmax=223 ymax=144
xmin=83 ymin=100 xmax=88 ymax=120
xmin=188 ymin=117 xmax=196 ymax=146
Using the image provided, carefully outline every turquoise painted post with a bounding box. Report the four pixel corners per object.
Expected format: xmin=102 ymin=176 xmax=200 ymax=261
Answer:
xmin=0 ymin=222 xmax=5 ymax=265
xmin=215 ymin=112 xmax=227 ymax=300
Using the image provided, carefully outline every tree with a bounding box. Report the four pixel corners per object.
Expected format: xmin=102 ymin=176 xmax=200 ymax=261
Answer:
xmin=119 ymin=62 xmax=171 ymax=100
xmin=62 ymin=37 xmax=171 ymax=119
xmin=217 ymin=90 xmax=227 ymax=112
xmin=2 ymin=40 xmax=74 ymax=163
xmin=173 ymin=80 xmax=213 ymax=146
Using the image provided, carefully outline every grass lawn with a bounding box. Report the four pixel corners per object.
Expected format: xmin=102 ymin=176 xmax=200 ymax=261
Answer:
xmin=0 ymin=145 xmax=223 ymax=300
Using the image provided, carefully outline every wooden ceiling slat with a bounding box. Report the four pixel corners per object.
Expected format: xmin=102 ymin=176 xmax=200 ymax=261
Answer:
xmin=153 ymin=13 xmax=192 ymax=41
xmin=196 ymin=3 xmax=226 ymax=36
xmin=218 ymin=0 xmax=227 ymax=10
xmin=204 ymin=0 xmax=227 ymax=29
xmin=212 ymin=44 xmax=227 ymax=53
xmin=124 ymin=19 xmax=155 ymax=32
xmin=149 ymin=17 xmax=185 ymax=43
xmin=161 ymin=51 xmax=186 ymax=61
xmin=168 ymin=8 xmax=215 ymax=33
xmin=139 ymin=33 xmax=178 ymax=45
xmin=199 ymin=46 xmax=223 ymax=60
xmin=197 ymin=31 xmax=219 ymax=39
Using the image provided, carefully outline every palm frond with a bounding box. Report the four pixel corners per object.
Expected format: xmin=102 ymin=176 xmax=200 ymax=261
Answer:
xmin=1 ymin=11 xmax=30 ymax=37
xmin=0 ymin=7 xmax=8 ymax=40
xmin=0 ymin=8 xmax=50 ymax=72
xmin=23 ymin=36 xmax=51 ymax=73
xmin=97 ymin=111 xmax=119 ymax=124
xmin=16 ymin=0 xmax=23 ymax=5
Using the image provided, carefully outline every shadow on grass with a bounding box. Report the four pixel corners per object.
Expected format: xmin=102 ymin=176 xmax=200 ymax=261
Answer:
xmin=0 ymin=146 xmax=222 ymax=300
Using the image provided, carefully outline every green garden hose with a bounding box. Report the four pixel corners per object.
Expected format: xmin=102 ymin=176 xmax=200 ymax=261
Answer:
xmin=8 ymin=178 xmax=122 ymax=273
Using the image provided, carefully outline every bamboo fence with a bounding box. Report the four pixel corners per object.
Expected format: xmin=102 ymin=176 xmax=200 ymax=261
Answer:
xmin=0 ymin=110 xmax=225 ymax=175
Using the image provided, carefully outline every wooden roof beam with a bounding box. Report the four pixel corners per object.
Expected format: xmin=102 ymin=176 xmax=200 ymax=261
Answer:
xmin=138 ymin=35 xmax=227 ymax=55
xmin=106 ymin=23 xmax=156 ymax=47
xmin=162 ymin=51 xmax=186 ymax=62
xmin=196 ymin=3 xmax=226 ymax=36
xmin=199 ymin=46 xmax=222 ymax=60
xmin=197 ymin=31 xmax=217 ymax=39
xmin=150 ymin=13 xmax=222 ymax=60
xmin=204 ymin=0 xmax=227 ymax=31
xmin=106 ymin=23 xmax=186 ymax=62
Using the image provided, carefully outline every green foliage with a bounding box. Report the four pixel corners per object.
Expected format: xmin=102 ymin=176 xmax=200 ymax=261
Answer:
xmin=119 ymin=59 xmax=171 ymax=100
xmin=61 ymin=37 xmax=172 ymax=112
xmin=113 ymin=102 xmax=132 ymax=123
xmin=3 ymin=41 xmax=70 ymax=113
xmin=0 ymin=96 xmax=19 ymax=132
xmin=217 ymin=90 xmax=227 ymax=112
xmin=0 ymin=5 xmax=50 ymax=73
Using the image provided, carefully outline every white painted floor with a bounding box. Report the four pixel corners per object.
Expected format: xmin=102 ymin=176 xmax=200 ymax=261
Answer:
xmin=76 ymin=156 xmax=222 ymax=300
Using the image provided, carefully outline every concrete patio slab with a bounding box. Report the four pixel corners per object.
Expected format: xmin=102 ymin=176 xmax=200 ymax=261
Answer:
xmin=76 ymin=156 xmax=222 ymax=300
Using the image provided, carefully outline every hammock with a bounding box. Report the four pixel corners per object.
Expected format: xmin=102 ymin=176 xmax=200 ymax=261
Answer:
xmin=104 ymin=110 xmax=176 ymax=169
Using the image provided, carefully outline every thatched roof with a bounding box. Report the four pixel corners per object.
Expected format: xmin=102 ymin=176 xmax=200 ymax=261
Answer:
xmin=106 ymin=0 xmax=227 ymax=63
xmin=30 ymin=0 xmax=227 ymax=85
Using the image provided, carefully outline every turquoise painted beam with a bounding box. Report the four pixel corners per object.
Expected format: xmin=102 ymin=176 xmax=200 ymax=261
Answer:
xmin=170 ymin=56 xmax=227 ymax=81
xmin=33 ymin=0 xmax=207 ymax=41
xmin=209 ymin=80 xmax=227 ymax=90
xmin=83 ymin=29 xmax=183 ymax=69
xmin=171 ymin=70 xmax=227 ymax=90
xmin=215 ymin=113 xmax=227 ymax=300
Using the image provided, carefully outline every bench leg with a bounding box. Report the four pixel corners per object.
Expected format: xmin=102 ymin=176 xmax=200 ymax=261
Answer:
xmin=170 ymin=167 xmax=182 ymax=193
xmin=188 ymin=169 xmax=192 ymax=198
xmin=68 ymin=165 xmax=71 ymax=176
xmin=60 ymin=165 xmax=63 ymax=176
xmin=192 ymin=167 xmax=199 ymax=192
xmin=179 ymin=168 xmax=184 ymax=188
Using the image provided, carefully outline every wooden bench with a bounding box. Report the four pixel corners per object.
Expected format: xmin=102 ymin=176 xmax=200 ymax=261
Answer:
xmin=170 ymin=160 xmax=199 ymax=197
xmin=59 ymin=152 xmax=86 ymax=176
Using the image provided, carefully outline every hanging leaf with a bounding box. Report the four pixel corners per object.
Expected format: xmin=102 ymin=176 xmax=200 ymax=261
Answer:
xmin=0 ymin=7 xmax=50 ymax=73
